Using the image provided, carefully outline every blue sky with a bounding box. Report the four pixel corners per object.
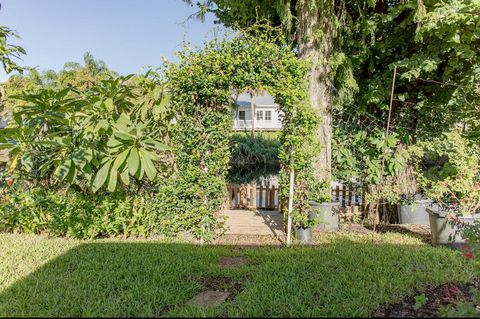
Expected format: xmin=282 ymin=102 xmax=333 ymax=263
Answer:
xmin=0 ymin=0 xmax=223 ymax=81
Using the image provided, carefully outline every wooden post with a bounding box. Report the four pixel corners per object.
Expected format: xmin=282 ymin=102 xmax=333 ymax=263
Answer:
xmin=233 ymin=185 xmax=238 ymax=209
xmin=268 ymin=186 xmax=273 ymax=210
xmin=265 ymin=186 xmax=270 ymax=209
xmin=335 ymin=185 xmax=340 ymax=202
xmin=259 ymin=186 xmax=263 ymax=209
xmin=341 ymin=185 xmax=347 ymax=223
xmin=252 ymin=184 xmax=257 ymax=209
xmin=376 ymin=65 xmax=397 ymax=229
xmin=277 ymin=186 xmax=281 ymax=211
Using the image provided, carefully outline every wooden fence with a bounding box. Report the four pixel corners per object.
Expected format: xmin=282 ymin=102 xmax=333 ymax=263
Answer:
xmin=223 ymin=184 xmax=280 ymax=210
xmin=223 ymin=183 xmax=367 ymax=223
xmin=331 ymin=185 xmax=366 ymax=223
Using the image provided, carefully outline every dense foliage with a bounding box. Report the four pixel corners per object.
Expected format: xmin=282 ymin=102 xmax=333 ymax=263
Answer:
xmin=334 ymin=0 xmax=480 ymax=188
xmin=0 ymin=74 xmax=171 ymax=193
xmin=187 ymin=0 xmax=480 ymax=220
xmin=0 ymin=71 xmax=200 ymax=239
xmin=411 ymin=131 xmax=480 ymax=215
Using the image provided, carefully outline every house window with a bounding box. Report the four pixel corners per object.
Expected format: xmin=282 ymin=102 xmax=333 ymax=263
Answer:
xmin=239 ymin=110 xmax=246 ymax=121
xmin=265 ymin=110 xmax=272 ymax=121
xmin=256 ymin=110 xmax=263 ymax=121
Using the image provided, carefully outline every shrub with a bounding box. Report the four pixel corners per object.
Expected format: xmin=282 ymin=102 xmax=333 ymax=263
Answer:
xmin=0 ymin=185 xmax=225 ymax=240
xmin=411 ymin=131 xmax=480 ymax=216
xmin=230 ymin=132 xmax=280 ymax=166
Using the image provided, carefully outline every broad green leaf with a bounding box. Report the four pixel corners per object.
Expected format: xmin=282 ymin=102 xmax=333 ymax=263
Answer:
xmin=92 ymin=160 xmax=112 ymax=192
xmin=128 ymin=148 xmax=140 ymax=176
xmin=115 ymin=131 xmax=133 ymax=141
xmin=107 ymin=167 xmax=117 ymax=192
xmin=53 ymin=159 xmax=72 ymax=182
xmin=139 ymin=148 xmax=159 ymax=161
xmin=120 ymin=167 xmax=130 ymax=185
xmin=107 ymin=137 xmax=125 ymax=148
xmin=113 ymin=149 xmax=130 ymax=170
xmin=139 ymin=149 xmax=157 ymax=181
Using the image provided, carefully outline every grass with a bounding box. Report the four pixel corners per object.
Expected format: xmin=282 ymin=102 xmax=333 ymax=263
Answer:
xmin=0 ymin=232 xmax=477 ymax=317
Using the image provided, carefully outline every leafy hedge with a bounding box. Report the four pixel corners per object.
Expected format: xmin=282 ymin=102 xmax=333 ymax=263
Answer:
xmin=0 ymin=185 xmax=225 ymax=239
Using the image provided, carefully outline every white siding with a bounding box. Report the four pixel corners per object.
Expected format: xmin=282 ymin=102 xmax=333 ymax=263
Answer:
xmin=232 ymin=106 xmax=282 ymax=130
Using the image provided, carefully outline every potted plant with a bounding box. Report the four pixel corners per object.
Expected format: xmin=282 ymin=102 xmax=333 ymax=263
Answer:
xmin=294 ymin=213 xmax=317 ymax=244
xmin=415 ymin=132 xmax=480 ymax=244
xmin=308 ymin=181 xmax=339 ymax=231
xmin=397 ymin=193 xmax=434 ymax=225
xmin=291 ymin=180 xmax=326 ymax=244
xmin=389 ymin=147 xmax=434 ymax=225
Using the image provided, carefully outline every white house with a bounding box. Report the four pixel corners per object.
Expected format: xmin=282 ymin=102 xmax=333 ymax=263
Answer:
xmin=232 ymin=92 xmax=282 ymax=131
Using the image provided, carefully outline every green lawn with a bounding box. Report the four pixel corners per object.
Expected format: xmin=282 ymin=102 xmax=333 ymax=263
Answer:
xmin=0 ymin=232 xmax=477 ymax=317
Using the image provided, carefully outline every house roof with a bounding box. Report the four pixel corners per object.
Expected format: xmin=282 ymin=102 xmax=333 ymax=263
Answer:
xmin=233 ymin=92 xmax=278 ymax=107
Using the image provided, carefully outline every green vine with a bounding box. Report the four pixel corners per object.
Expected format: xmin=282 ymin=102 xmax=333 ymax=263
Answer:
xmin=164 ymin=30 xmax=320 ymax=236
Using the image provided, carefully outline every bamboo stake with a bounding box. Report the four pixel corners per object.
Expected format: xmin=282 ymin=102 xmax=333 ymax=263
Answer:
xmin=377 ymin=65 xmax=397 ymax=230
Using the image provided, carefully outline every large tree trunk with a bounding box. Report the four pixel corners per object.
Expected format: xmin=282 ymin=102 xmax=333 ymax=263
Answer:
xmin=296 ymin=0 xmax=334 ymax=183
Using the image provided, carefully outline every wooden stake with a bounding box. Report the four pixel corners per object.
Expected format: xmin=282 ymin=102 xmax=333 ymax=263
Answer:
xmin=376 ymin=65 xmax=397 ymax=230
xmin=286 ymin=167 xmax=295 ymax=247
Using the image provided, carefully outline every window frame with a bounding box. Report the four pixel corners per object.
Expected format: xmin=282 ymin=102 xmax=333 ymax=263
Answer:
xmin=256 ymin=110 xmax=263 ymax=121
xmin=238 ymin=110 xmax=246 ymax=121
xmin=265 ymin=110 xmax=272 ymax=121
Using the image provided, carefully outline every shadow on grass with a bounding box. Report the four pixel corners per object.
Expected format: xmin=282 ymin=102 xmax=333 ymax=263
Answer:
xmin=0 ymin=237 xmax=476 ymax=317
xmin=365 ymin=223 xmax=432 ymax=244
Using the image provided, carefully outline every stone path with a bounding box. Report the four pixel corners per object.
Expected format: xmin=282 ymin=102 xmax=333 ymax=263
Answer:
xmin=220 ymin=209 xmax=284 ymax=236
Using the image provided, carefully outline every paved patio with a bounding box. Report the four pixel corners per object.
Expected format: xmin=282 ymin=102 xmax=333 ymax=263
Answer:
xmin=220 ymin=209 xmax=284 ymax=236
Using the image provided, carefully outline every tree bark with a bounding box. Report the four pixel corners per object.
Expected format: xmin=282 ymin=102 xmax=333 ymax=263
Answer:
xmin=296 ymin=0 xmax=334 ymax=183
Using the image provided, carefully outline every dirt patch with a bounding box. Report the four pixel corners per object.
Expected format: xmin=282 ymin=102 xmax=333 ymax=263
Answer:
xmin=338 ymin=223 xmax=375 ymax=234
xmin=187 ymin=290 xmax=231 ymax=307
xmin=218 ymin=256 xmax=247 ymax=269
xmin=373 ymin=280 xmax=480 ymax=317
xmin=200 ymin=276 xmax=244 ymax=299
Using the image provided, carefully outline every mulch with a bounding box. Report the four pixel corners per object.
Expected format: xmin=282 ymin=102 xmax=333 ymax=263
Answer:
xmin=373 ymin=280 xmax=480 ymax=317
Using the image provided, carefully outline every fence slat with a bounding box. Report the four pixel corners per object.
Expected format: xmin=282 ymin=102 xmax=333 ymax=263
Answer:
xmin=259 ymin=186 xmax=263 ymax=209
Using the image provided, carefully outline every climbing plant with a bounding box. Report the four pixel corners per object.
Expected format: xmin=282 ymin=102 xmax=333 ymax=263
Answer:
xmin=164 ymin=30 xmax=319 ymax=237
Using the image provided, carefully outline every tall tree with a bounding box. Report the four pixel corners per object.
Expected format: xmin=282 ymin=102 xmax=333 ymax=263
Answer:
xmin=182 ymin=0 xmax=373 ymax=183
xmin=184 ymin=0 xmax=480 ymax=188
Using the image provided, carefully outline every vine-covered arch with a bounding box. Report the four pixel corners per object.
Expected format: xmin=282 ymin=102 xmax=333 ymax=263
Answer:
xmin=165 ymin=33 xmax=320 ymax=240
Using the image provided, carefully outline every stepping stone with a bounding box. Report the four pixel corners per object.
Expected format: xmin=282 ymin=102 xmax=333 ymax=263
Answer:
xmin=218 ymin=256 xmax=247 ymax=268
xmin=187 ymin=290 xmax=230 ymax=307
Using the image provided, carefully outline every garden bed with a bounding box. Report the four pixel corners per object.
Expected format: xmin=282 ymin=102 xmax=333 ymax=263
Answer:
xmin=374 ymin=280 xmax=480 ymax=317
